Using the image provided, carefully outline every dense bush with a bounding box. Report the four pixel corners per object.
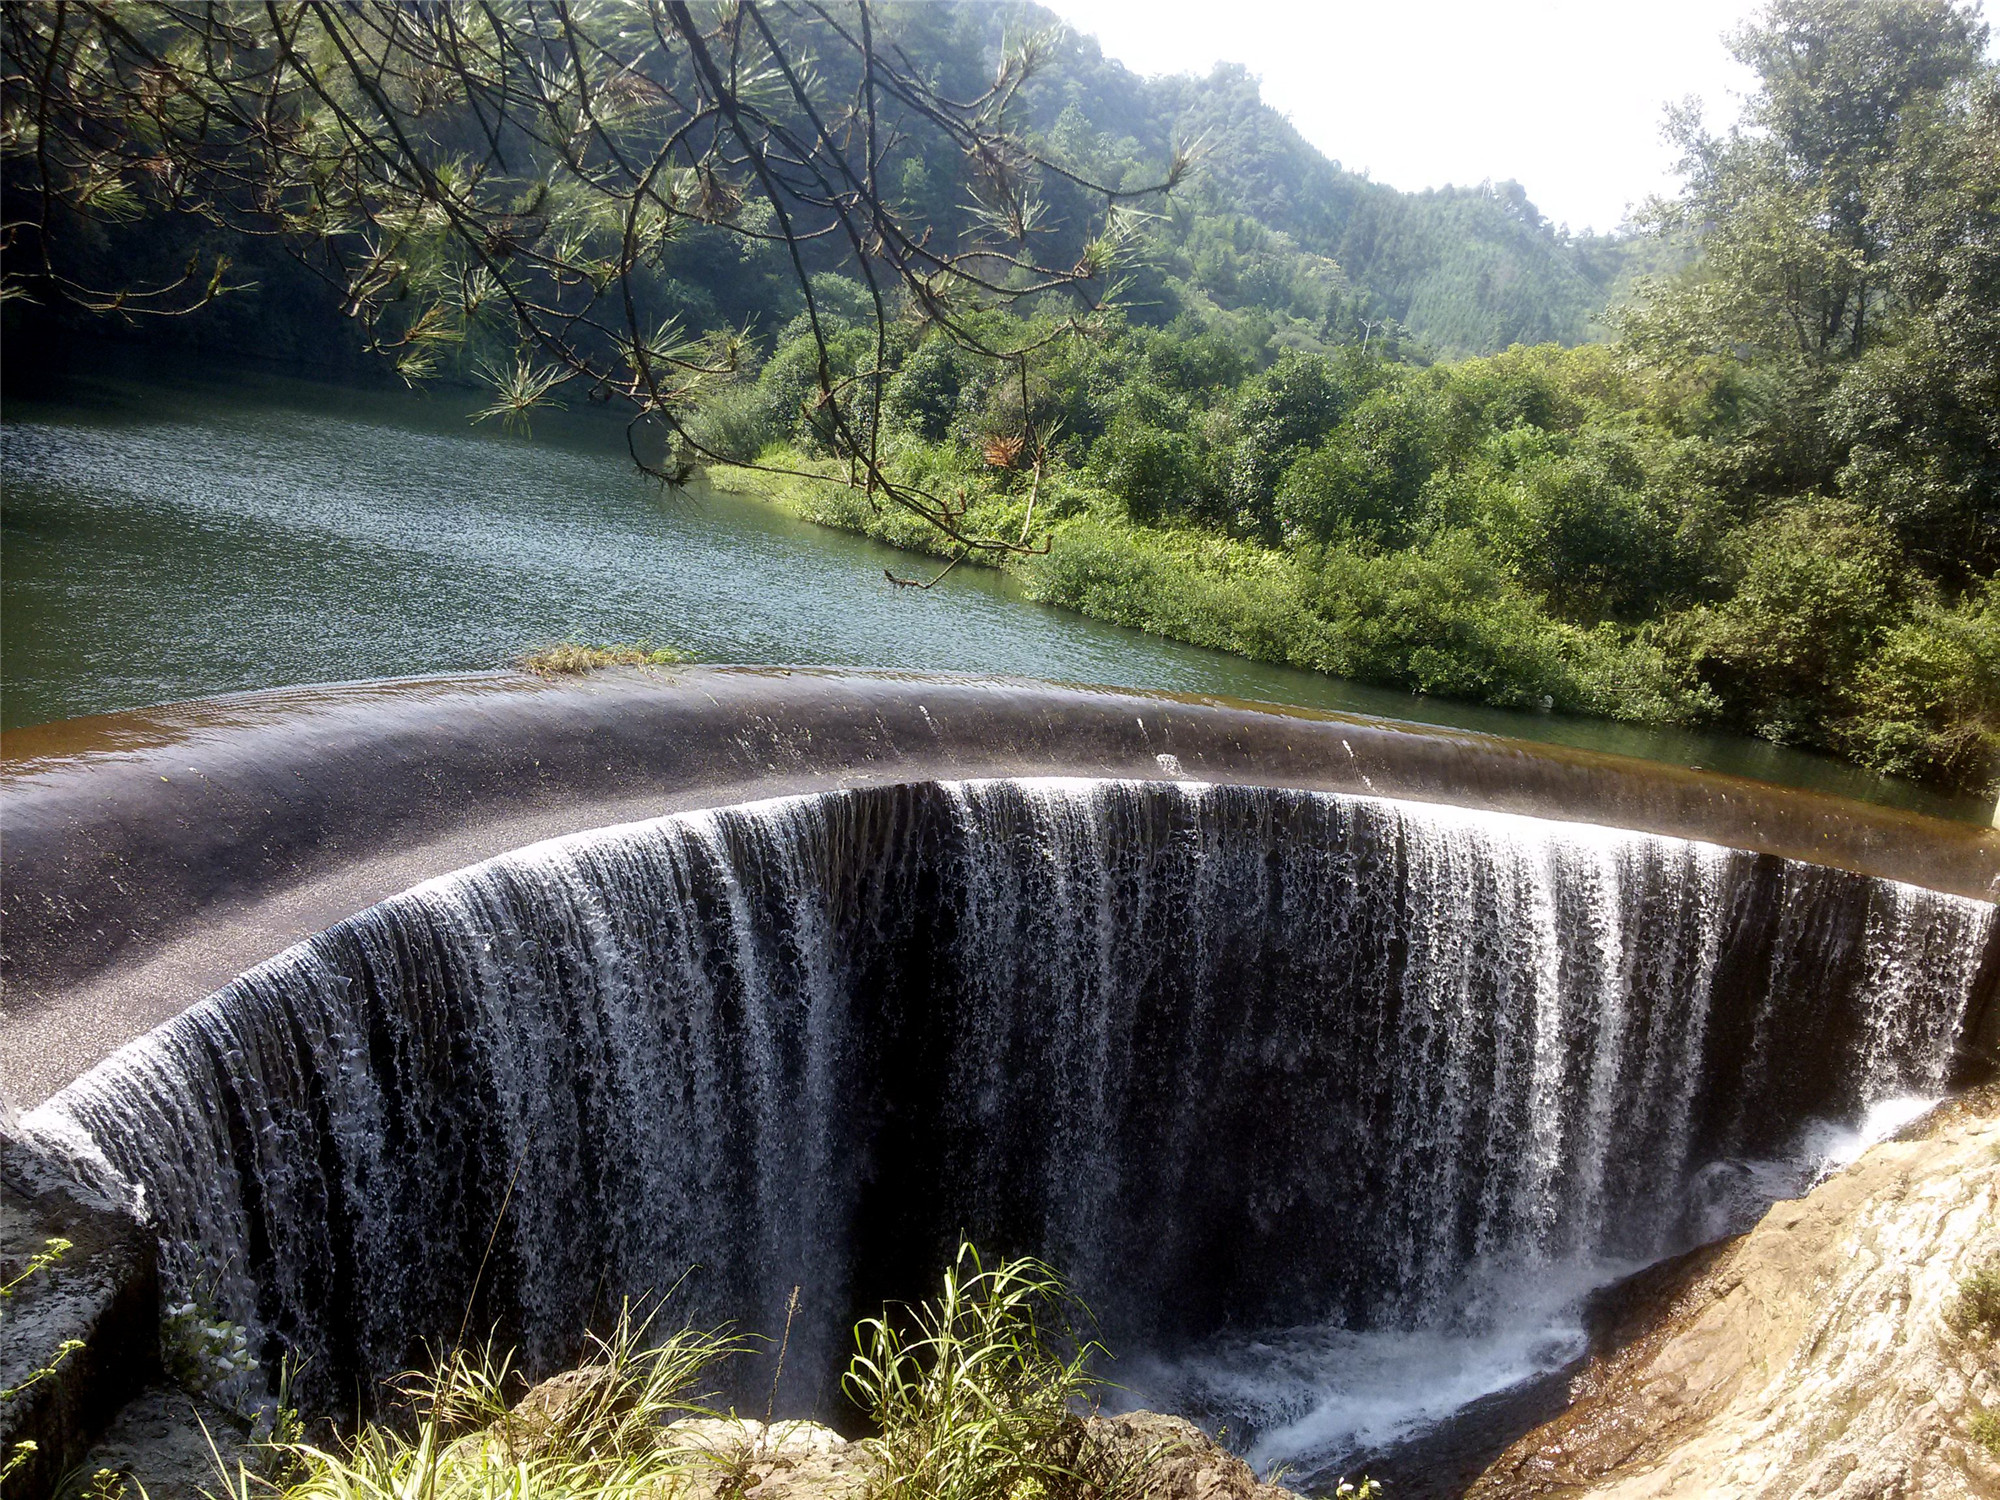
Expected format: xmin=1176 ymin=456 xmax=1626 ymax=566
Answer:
xmin=1658 ymin=499 xmax=1911 ymax=744
xmin=1475 ymin=430 xmax=1706 ymax=623
xmin=1835 ymin=580 xmax=2000 ymax=791
xmin=721 ymin=313 xmax=1995 ymax=798
xmin=1274 ymin=385 xmax=1439 ymax=547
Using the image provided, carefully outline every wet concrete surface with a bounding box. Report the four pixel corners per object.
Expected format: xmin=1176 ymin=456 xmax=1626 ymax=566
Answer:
xmin=4 ymin=666 xmax=1996 ymax=1108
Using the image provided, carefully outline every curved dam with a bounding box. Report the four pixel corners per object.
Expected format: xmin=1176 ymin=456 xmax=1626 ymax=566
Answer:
xmin=5 ymin=669 xmax=1998 ymax=1486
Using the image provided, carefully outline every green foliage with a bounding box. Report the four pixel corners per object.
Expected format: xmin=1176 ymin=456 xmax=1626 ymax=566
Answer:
xmin=1020 ymin=516 xmax=1695 ymax=723
xmin=1091 ymin=414 xmax=1205 ymax=523
xmin=686 ymin=381 xmax=782 ymax=466
xmin=847 ymin=1243 xmax=1120 ymax=1500
xmin=725 ymin=256 xmax=1996 ymax=797
xmin=1624 ymin=0 xmax=2000 ymax=583
xmin=887 ymin=338 xmax=985 ymax=444
xmin=10 ymin=0 xmax=1998 ymax=799
xmin=1473 ymin=430 xmax=1709 ymax=622
xmin=1659 ymin=498 xmax=1909 ymax=743
xmin=753 ymin=325 xmax=882 ymax=454
xmin=1968 ymin=1416 xmax=2000 ymax=1464
xmin=1274 ymin=385 xmax=1439 ymax=547
xmin=1944 ymin=1258 xmax=2000 ymax=1340
xmin=1834 ymin=581 xmax=2000 ymax=789
xmin=162 ymin=1291 xmax=258 ymax=1395
xmin=1970 ymin=1407 xmax=2000 ymax=1460
xmin=1226 ymin=349 xmax=1388 ymax=532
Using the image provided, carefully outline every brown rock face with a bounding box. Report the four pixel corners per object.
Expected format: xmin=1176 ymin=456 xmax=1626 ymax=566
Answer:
xmin=584 ymin=1408 xmax=1304 ymax=1500
xmin=1084 ymin=1410 xmax=1302 ymax=1500
xmin=1468 ymin=1096 xmax=2000 ymax=1499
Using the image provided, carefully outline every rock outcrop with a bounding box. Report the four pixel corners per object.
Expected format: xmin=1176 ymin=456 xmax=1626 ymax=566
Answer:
xmin=648 ymin=1409 xmax=1302 ymax=1500
xmin=1470 ymin=1092 xmax=2000 ymax=1498
xmin=1 ymin=1124 xmax=158 ymax=1500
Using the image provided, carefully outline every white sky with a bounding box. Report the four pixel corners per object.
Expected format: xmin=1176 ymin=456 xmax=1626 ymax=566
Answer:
xmin=1051 ymin=0 xmax=1768 ymax=234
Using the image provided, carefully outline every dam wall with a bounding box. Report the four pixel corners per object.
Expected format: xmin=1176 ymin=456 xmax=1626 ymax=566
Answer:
xmin=19 ymin=779 xmax=1995 ymax=1432
xmin=3 ymin=670 xmax=1997 ymax=1484
xmin=5 ymin=668 xmax=1996 ymax=1110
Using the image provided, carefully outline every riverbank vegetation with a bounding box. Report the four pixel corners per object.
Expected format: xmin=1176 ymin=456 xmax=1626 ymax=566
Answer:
xmin=701 ymin=0 xmax=2000 ymax=798
xmin=2 ymin=0 xmax=1993 ymax=797
xmin=186 ymin=1245 xmax=1368 ymax=1500
xmin=519 ymin=642 xmax=691 ymax=677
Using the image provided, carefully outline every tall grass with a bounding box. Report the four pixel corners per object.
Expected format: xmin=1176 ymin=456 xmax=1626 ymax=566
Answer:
xmin=845 ymin=1244 xmax=1127 ymax=1500
xmin=236 ymin=1306 xmax=746 ymax=1500
xmin=213 ymin=1246 xmax=1374 ymax=1500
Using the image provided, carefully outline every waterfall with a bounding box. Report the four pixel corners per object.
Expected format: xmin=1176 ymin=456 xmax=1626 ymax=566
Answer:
xmin=21 ymin=780 xmax=1994 ymax=1453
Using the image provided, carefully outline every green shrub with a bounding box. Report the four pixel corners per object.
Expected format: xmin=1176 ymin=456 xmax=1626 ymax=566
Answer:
xmin=1836 ymin=580 xmax=2000 ymax=797
xmin=1273 ymin=390 xmax=1436 ymax=548
xmin=1022 ymin=517 xmax=1693 ymax=723
xmin=1091 ymin=416 xmax=1204 ymax=523
xmin=1969 ymin=1407 xmax=2000 ymax=1459
xmin=886 ymin=337 xmax=982 ymax=443
xmin=1301 ymin=536 xmax=1597 ymax=708
xmin=1657 ymin=497 xmax=1909 ymax=744
xmin=686 ymin=381 xmax=780 ymax=464
xmin=717 ymin=294 xmax=1989 ymax=800
xmin=847 ymin=1244 xmax=1118 ymax=1500
xmin=1944 ymin=1259 xmax=2000 ymax=1341
xmin=1477 ymin=431 xmax=1694 ymax=622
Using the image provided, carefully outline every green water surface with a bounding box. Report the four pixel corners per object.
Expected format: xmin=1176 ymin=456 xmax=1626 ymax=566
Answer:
xmin=3 ymin=360 xmax=1985 ymax=822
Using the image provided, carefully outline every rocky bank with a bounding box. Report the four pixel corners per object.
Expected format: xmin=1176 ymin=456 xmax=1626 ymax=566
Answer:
xmin=1470 ymin=1090 xmax=2000 ymax=1498
xmin=24 ymin=1093 xmax=2000 ymax=1500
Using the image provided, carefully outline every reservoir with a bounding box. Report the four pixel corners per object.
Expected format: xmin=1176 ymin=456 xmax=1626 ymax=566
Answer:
xmin=3 ymin=360 xmax=1983 ymax=822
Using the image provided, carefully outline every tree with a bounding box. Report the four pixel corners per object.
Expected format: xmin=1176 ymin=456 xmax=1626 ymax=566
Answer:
xmin=1227 ymin=347 xmax=1385 ymax=532
xmin=1624 ymin=0 xmax=1999 ymax=580
xmin=1658 ymin=497 xmax=1908 ymax=743
xmin=1272 ymin=384 xmax=1437 ymax=549
xmin=1478 ymin=431 xmax=1695 ymax=624
xmin=0 ymin=1 xmax=1184 ymax=564
xmin=1632 ymin=0 xmax=1987 ymax=366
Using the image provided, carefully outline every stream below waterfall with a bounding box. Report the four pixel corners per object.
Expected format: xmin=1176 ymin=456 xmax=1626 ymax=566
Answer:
xmin=22 ymin=779 xmax=1994 ymax=1489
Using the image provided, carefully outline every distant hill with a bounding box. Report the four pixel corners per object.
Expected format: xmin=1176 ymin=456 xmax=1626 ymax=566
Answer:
xmin=5 ymin=1 xmax=1652 ymax=373
xmin=978 ymin=4 xmax=1651 ymax=356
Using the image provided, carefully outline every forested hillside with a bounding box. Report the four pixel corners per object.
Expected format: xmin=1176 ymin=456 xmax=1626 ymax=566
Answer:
xmin=702 ymin=0 xmax=1999 ymax=799
xmin=1 ymin=2 xmax=1633 ymax=366
xmin=990 ymin=13 xmax=1642 ymax=355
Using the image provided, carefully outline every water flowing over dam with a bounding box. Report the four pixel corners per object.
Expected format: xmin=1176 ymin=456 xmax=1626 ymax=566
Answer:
xmin=21 ymin=775 xmax=1994 ymax=1474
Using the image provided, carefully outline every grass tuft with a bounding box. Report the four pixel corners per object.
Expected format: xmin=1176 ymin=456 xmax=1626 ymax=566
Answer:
xmin=220 ymin=1246 xmax=1366 ymax=1500
xmin=1945 ymin=1260 xmax=2000 ymax=1341
xmin=845 ymin=1242 xmax=1136 ymax=1500
xmin=1970 ymin=1407 xmax=2000 ymax=1460
xmin=236 ymin=1304 xmax=745 ymax=1500
xmin=518 ymin=641 xmax=689 ymax=676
